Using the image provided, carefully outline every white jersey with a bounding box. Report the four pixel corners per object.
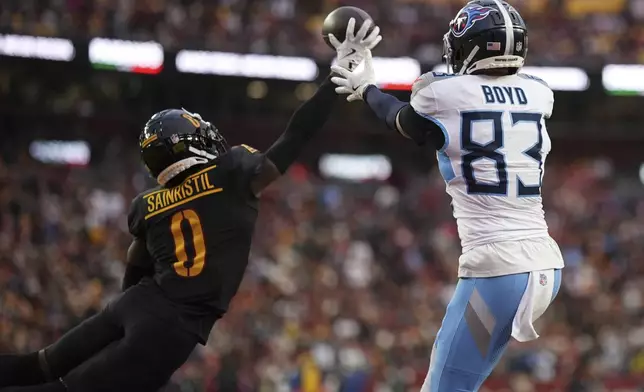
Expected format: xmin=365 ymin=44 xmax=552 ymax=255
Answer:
xmin=410 ymin=72 xmax=564 ymax=276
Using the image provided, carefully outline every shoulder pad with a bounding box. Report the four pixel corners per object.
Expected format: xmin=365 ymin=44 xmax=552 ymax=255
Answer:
xmin=230 ymin=145 xmax=261 ymax=161
xmin=229 ymin=145 xmax=263 ymax=169
xmin=518 ymin=73 xmax=550 ymax=89
xmin=128 ymin=192 xmax=150 ymax=237
xmin=428 ymin=71 xmax=458 ymax=80
xmin=412 ymin=72 xmax=459 ymax=98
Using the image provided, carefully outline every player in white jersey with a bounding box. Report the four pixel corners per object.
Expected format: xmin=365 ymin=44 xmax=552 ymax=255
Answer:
xmin=327 ymin=1 xmax=564 ymax=391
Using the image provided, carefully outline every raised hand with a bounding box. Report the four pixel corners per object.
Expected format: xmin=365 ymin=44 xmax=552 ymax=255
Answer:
xmin=328 ymin=18 xmax=382 ymax=71
xmin=330 ymin=49 xmax=377 ymax=102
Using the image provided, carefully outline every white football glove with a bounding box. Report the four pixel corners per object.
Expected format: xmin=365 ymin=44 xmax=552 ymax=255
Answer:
xmin=330 ymin=49 xmax=376 ymax=102
xmin=329 ymin=18 xmax=382 ymax=71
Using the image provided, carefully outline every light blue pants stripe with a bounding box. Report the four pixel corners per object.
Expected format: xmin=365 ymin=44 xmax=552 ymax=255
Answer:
xmin=424 ymin=269 xmax=562 ymax=392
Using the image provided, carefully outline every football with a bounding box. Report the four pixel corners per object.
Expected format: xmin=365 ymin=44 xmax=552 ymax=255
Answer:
xmin=322 ymin=6 xmax=374 ymax=48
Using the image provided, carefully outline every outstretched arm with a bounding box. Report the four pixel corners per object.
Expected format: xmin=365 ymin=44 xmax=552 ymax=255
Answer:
xmin=331 ymin=51 xmax=445 ymax=149
xmin=248 ymin=74 xmax=338 ymax=196
xmin=246 ymin=18 xmax=384 ymax=196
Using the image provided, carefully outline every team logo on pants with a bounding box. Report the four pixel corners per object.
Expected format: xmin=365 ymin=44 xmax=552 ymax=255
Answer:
xmin=539 ymin=273 xmax=547 ymax=286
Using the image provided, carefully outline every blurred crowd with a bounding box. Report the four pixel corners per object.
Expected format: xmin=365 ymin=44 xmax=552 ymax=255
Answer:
xmin=2 ymin=1 xmax=644 ymax=391
xmin=2 ymin=141 xmax=644 ymax=391
xmin=2 ymin=0 xmax=644 ymax=65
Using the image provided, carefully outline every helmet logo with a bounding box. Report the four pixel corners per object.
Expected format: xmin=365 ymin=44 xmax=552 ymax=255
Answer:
xmin=181 ymin=113 xmax=201 ymax=128
xmin=451 ymin=5 xmax=496 ymax=38
xmin=516 ymin=41 xmax=523 ymax=51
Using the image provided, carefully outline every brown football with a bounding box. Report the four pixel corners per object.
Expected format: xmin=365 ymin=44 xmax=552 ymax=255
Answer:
xmin=322 ymin=6 xmax=374 ymax=49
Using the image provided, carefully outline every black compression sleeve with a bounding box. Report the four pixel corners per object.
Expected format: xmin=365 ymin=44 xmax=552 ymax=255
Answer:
xmin=363 ymin=85 xmax=406 ymax=130
xmin=266 ymin=75 xmax=337 ymax=173
xmin=396 ymin=105 xmax=445 ymax=148
xmin=363 ymin=86 xmax=445 ymax=149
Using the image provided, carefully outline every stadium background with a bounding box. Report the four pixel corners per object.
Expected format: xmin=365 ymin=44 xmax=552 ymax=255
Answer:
xmin=2 ymin=0 xmax=644 ymax=391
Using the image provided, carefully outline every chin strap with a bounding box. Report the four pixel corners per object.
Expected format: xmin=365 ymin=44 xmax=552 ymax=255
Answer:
xmin=157 ymin=157 xmax=209 ymax=186
xmin=459 ymin=45 xmax=480 ymax=75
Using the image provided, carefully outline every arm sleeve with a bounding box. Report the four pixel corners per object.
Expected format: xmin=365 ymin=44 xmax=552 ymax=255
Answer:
xmin=265 ymin=75 xmax=337 ymax=173
xmin=396 ymin=105 xmax=445 ymax=148
xmin=363 ymin=85 xmax=406 ymax=131
xmin=362 ymin=85 xmax=445 ymax=149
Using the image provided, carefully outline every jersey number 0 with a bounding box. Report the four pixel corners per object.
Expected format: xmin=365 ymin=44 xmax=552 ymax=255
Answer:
xmin=170 ymin=209 xmax=206 ymax=277
xmin=461 ymin=111 xmax=544 ymax=196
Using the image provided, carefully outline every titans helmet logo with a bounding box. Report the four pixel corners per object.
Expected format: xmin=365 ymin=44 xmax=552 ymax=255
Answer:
xmin=451 ymin=5 xmax=496 ymax=38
